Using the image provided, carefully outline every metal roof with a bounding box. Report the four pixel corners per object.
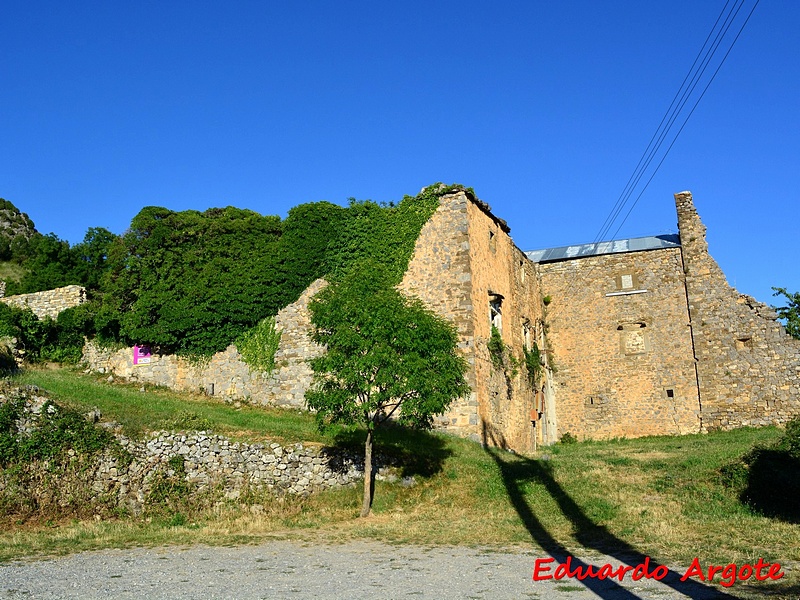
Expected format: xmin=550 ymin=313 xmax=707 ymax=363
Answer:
xmin=525 ymin=234 xmax=680 ymax=264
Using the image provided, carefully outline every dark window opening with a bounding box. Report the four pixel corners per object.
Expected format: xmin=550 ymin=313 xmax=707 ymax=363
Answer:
xmin=489 ymin=292 xmax=503 ymax=334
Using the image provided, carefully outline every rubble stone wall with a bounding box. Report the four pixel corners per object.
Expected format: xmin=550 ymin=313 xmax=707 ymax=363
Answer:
xmin=464 ymin=199 xmax=545 ymax=451
xmin=399 ymin=191 xmax=477 ymax=437
xmin=1 ymin=285 xmax=86 ymax=320
xmin=100 ymin=432 xmax=366 ymax=514
xmin=676 ymin=191 xmax=800 ymax=430
xmin=82 ymin=280 xmax=326 ymax=409
xmin=538 ymin=247 xmax=701 ymax=440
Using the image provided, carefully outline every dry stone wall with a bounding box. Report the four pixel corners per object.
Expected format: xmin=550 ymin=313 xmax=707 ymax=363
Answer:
xmin=2 ymin=386 xmax=382 ymax=516
xmin=0 ymin=285 xmax=86 ymax=319
xmin=103 ymin=433 xmax=367 ymax=514
xmin=676 ymin=191 xmax=800 ymax=430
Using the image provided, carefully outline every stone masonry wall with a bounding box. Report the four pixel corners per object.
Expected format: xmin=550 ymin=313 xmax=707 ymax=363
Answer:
xmin=1 ymin=285 xmax=86 ymax=320
xmin=399 ymin=189 xmax=547 ymax=452
xmin=103 ymin=433 xmax=367 ymax=514
xmin=1 ymin=386 xmax=380 ymax=516
xmin=538 ymin=247 xmax=701 ymax=440
xmin=82 ymin=280 xmax=326 ymax=409
xmin=399 ymin=190 xmax=478 ymax=437
xmin=464 ymin=198 xmax=545 ymax=452
xmin=676 ymin=191 xmax=800 ymax=429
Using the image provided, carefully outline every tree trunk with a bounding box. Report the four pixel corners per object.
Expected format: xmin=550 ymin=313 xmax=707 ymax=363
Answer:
xmin=360 ymin=428 xmax=374 ymax=517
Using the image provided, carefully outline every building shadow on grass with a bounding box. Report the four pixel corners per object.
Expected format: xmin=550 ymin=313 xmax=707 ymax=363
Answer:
xmin=481 ymin=421 xmax=744 ymax=600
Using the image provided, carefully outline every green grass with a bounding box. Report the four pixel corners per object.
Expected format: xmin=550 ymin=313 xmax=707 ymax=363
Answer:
xmin=12 ymin=368 xmax=336 ymax=444
xmin=0 ymin=261 xmax=26 ymax=284
xmin=2 ymin=367 xmax=799 ymax=597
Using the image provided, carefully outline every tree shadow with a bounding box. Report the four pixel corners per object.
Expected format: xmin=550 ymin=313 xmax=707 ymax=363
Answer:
xmin=482 ymin=421 xmax=743 ymax=600
xmin=328 ymin=422 xmax=453 ymax=478
xmin=738 ymin=449 xmax=800 ymax=524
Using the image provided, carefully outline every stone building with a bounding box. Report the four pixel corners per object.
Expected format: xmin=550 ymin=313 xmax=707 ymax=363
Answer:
xmin=82 ymin=188 xmax=800 ymax=453
xmin=400 ymin=187 xmax=799 ymax=450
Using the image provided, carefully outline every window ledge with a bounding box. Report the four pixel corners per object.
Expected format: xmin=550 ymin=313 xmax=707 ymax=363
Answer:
xmin=605 ymin=289 xmax=648 ymax=297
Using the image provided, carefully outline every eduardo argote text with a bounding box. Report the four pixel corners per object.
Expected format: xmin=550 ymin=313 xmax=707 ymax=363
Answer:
xmin=533 ymin=556 xmax=784 ymax=588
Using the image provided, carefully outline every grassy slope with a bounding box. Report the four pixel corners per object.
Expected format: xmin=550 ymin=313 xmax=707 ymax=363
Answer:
xmin=3 ymin=368 xmax=799 ymax=597
xmin=0 ymin=261 xmax=26 ymax=284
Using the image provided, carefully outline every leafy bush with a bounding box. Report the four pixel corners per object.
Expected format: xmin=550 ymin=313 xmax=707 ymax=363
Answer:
xmin=0 ymin=302 xmax=92 ymax=365
xmin=523 ymin=342 xmax=542 ymax=387
xmin=721 ymin=418 xmax=800 ymax=522
xmin=488 ymin=325 xmax=505 ymax=370
xmin=772 ymin=287 xmax=800 ymax=339
xmin=0 ymin=392 xmax=115 ymax=467
xmin=559 ymin=432 xmax=578 ymax=444
xmin=235 ymin=316 xmax=281 ymax=374
xmin=164 ymin=411 xmax=213 ymax=432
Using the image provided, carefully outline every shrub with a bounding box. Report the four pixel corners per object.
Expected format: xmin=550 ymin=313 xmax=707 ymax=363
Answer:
xmin=721 ymin=417 xmax=800 ymax=522
xmin=488 ymin=325 xmax=505 ymax=370
xmin=559 ymin=432 xmax=578 ymax=445
xmin=235 ymin=316 xmax=281 ymax=374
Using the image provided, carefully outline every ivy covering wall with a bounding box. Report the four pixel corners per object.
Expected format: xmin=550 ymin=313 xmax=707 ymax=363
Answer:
xmin=89 ymin=183 xmax=461 ymax=358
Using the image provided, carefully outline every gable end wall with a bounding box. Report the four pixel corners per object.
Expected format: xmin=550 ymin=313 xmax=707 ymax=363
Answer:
xmin=675 ymin=191 xmax=800 ymax=429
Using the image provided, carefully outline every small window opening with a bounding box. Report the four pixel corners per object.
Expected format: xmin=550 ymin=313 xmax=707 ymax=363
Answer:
xmin=522 ymin=320 xmax=532 ymax=350
xmin=489 ymin=292 xmax=503 ymax=334
xmin=666 ymin=389 xmax=674 ymax=398
xmin=489 ymin=230 xmax=497 ymax=253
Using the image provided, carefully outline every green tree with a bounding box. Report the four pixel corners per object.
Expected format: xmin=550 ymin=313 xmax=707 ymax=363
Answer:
xmin=306 ymin=262 xmax=469 ymax=517
xmin=772 ymin=287 xmax=800 ymax=340
xmin=71 ymin=227 xmax=118 ymax=290
xmin=273 ymin=201 xmax=346 ymax=304
xmin=4 ymin=233 xmax=79 ymax=295
xmin=105 ymin=205 xmax=284 ymax=356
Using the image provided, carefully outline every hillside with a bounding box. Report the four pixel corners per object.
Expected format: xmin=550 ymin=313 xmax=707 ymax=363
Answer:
xmin=2 ymin=368 xmax=798 ymax=599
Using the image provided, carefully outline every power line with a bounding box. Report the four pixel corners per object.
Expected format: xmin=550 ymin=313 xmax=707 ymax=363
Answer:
xmin=594 ymin=0 xmax=760 ymax=244
xmin=547 ymin=0 xmax=760 ymax=315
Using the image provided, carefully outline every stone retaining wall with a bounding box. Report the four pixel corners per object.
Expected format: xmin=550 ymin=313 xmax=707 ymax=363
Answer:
xmin=99 ymin=432 xmax=368 ymax=514
xmin=0 ymin=285 xmax=86 ymax=320
xmin=2 ymin=386 xmax=382 ymax=516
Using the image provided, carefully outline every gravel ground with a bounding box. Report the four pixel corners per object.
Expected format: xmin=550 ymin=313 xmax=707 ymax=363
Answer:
xmin=0 ymin=540 xmax=771 ymax=599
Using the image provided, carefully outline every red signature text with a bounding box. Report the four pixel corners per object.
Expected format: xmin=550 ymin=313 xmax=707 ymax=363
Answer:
xmin=533 ymin=556 xmax=784 ymax=588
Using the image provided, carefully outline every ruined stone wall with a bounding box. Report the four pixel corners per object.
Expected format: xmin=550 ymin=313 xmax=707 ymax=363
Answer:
xmin=463 ymin=199 xmax=544 ymax=452
xmin=1 ymin=384 xmax=380 ymax=516
xmin=676 ymin=191 xmax=800 ymax=429
xmin=83 ymin=280 xmax=326 ymax=409
xmin=1 ymin=285 xmax=86 ymax=320
xmin=538 ymin=247 xmax=701 ymax=440
xmin=399 ymin=191 xmax=478 ymax=437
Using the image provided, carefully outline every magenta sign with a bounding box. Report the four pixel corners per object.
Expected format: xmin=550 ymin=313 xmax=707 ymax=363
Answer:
xmin=133 ymin=345 xmax=152 ymax=366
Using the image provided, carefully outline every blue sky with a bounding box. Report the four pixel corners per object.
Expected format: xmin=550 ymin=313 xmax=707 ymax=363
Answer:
xmin=2 ymin=1 xmax=797 ymax=305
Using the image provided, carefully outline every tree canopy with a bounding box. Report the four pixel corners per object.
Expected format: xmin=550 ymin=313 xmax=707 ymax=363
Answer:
xmin=306 ymin=261 xmax=469 ymax=516
xmin=1 ymin=184 xmax=462 ymax=360
xmin=773 ymin=287 xmax=800 ymax=340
